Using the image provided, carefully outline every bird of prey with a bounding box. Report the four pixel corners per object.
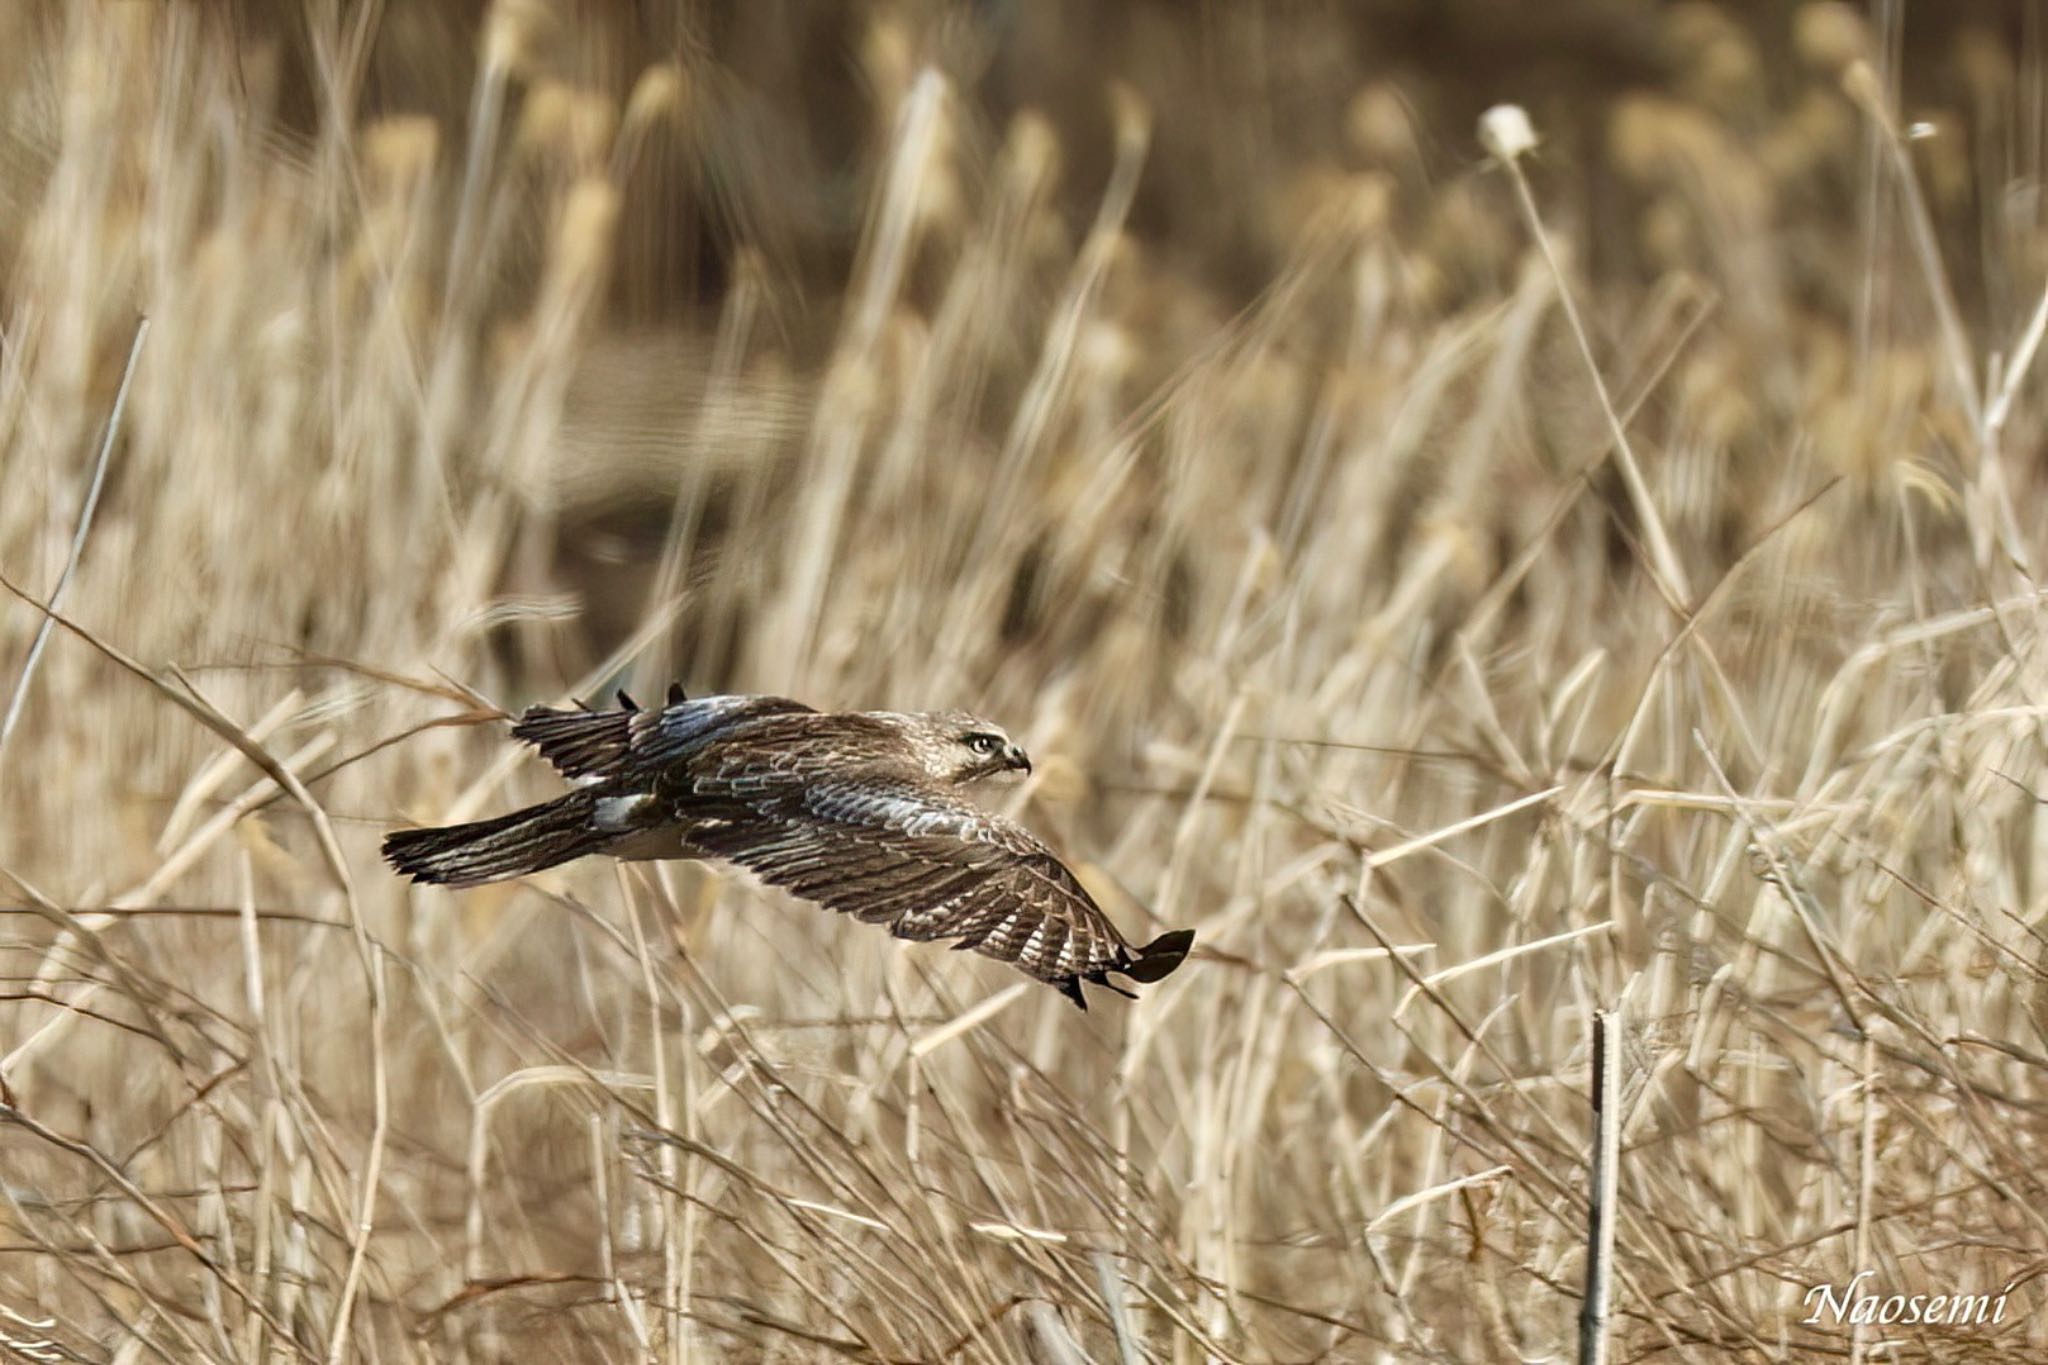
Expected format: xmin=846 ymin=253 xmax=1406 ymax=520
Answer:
xmin=382 ymin=687 xmax=1194 ymax=1008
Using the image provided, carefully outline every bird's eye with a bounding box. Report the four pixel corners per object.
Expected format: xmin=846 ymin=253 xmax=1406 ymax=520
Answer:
xmin=964 ymin=733 xmax=1002 ymax=755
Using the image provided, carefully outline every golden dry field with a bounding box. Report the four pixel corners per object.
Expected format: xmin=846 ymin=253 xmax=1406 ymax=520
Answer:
xmin=4 ymin=3 xmax=2048 ymax=1361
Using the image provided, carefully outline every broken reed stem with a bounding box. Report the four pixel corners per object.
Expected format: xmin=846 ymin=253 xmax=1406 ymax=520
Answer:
xmin=1849 ymin=1033 xmax=1878 ymax=1365
xmin=1580 ymin=1007 xmax=1622 ymax=1365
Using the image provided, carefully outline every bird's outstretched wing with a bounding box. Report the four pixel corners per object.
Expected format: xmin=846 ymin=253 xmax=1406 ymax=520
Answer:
xmin=512 ymin=693 xmax=816 ymax=781
xmin=682 ymin=770 xmax=1190 ymax=1006
xmin=507 ymin=692 xmax=1193 ymax=1005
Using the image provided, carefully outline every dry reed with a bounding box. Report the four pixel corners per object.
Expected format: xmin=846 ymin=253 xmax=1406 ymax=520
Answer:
xmin=4 ymin=3 xmax=2048 ymax=1361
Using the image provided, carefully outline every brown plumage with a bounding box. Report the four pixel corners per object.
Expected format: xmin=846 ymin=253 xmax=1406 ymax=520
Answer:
xmin=383 ymin=690 xmax=1193 ymax=1008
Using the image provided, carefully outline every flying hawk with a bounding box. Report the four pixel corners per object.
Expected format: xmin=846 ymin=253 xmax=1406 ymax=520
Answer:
xmin=382 ymin=688 xmax=1193 ymax=1008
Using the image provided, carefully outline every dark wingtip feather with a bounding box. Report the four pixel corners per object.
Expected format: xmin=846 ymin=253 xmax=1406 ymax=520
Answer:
xmin=1053 ymin=930 xmax=1193 ymax=1008
xmin=1120 ymin=929 xmax=1195 ymax=984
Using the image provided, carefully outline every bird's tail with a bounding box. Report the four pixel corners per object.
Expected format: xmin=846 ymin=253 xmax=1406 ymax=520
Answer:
xmin=383 ymin=791 xmax=609 ymax=887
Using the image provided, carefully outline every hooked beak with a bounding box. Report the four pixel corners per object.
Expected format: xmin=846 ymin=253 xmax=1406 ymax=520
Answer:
xmin=1005 ymin=744 xmax=1032 ymax=775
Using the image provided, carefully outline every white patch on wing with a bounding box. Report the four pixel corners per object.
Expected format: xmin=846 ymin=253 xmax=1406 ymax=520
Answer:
xmin=903 ymin=807 xmax=974 ymax=838
xmin=808 ymin=786 xmax=977 ymax=840
xmin=594 ymin=793 xmax=656 ymax=830
xmin=869 ymin=795 xmax=926 ymax=822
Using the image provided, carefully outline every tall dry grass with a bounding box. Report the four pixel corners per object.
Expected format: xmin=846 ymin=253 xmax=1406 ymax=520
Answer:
xmin=3 ymin=3 xmax=2048 ymax=1361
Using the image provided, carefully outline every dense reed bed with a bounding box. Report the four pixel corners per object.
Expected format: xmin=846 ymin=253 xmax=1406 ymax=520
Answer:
xmin=4 ymin=4 xmax=2048 ymax=1360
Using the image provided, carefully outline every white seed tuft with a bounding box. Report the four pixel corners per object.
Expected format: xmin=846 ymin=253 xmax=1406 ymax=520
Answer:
xmin=1478 ymin=104 xmax=1538 ymax=161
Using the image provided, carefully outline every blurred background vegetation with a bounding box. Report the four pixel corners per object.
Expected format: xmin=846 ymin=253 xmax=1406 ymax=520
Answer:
xmin=5 ymin=2 xmax=2048 ymax=1361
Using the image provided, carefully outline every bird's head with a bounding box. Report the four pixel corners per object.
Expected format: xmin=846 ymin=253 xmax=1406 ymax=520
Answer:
xmin=891 ymin=710 xmax=1032 ymax=786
